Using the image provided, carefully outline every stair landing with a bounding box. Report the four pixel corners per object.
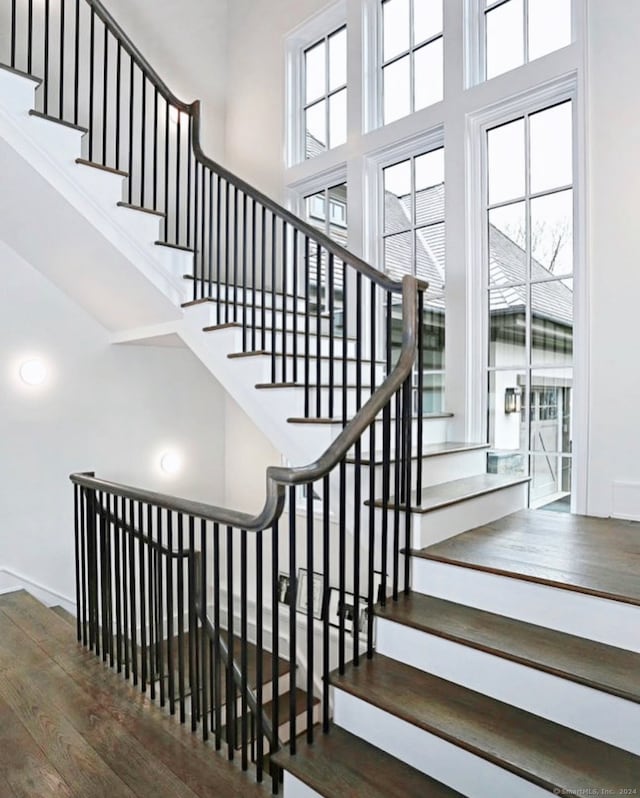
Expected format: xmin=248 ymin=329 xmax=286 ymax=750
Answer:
xmin=0 ymin=590 xmax=268 ymax=797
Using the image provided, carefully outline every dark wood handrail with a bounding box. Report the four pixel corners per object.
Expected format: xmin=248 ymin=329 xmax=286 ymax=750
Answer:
xmin=71 ymin=274 xmax=425 ymax=530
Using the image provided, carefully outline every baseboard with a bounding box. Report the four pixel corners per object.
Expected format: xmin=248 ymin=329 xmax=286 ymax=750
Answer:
xmin=612 ymin=481 xmax=640 ymax=522
xmin=0 ymin=568 xmax=77 ymax=616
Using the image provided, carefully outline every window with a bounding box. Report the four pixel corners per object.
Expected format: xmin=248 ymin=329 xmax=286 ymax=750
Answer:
xmin=485 ymin=100 xmax=574 ymax=507
xmin=304 ymin=27 xmax=347 ymax=159
xmin=484 ymin=0 xmax=572 ymax=80
xmin=382 ymin=147 xmax=445 ymax=410
xmin=381 ymin=0 xmax=443 ymax=125
xmin=304 ymin=183 xmax=348 ymax=314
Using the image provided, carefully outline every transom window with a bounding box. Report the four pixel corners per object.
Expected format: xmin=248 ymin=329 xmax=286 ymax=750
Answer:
xmin=381 ymin=0 xmax=443 ymax=125
xmin=304 ymin=27 xmax=347 ymax=159
xmin=484 ymin=0 xmax=572 ymax=80
xmin=485 ymin=100 xmax=574 ymax=508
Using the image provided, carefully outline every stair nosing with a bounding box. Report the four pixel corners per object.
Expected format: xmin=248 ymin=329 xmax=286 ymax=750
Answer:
xmin=117 ymin=201 xmax=165 ymax=218
xmin=376 ymin=594 xmax=640 ymax=704
xmin=0 ymin=63 xmax=43 ymax=85
xmin=288 ymin=412 xmax=453 ymax=425
xmin=156 ymin=240 xmax=195 ymax=253
xmin=202 ymin=321 xmax=357 ymax=342
xmin=75 ymin=158 xmax=129 ymax=178
xmin=28 ymin=109 xmax=88 ymax=133
xmin=346 ymin=442 xmax=490 ymax=465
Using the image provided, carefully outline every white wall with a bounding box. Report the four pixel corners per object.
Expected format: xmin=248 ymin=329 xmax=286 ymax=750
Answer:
xmin=586 ymin=1 xmax=640 ymax=519
xmin=225 ymin=0 xmax=330 ymax=198
xmin=0 ymin=241 xmax=227 ymax=604
xmin=103 ymin=0 xmax=229 ymax=159
xmin=224 ymin=396 xmax=281 ymax=515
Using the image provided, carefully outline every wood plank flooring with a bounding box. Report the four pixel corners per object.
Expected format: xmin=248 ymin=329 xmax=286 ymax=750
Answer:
xmin=0 ymin=590 xmax=268 ymax=798
xmin=416 ymin=509 xmax=640 ymax=604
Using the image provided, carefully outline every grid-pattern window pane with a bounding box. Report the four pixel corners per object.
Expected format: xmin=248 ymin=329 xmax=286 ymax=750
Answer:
xmin=304 ymin=183 xmax=348 ymax=313
xmin=485 ymin=0 xmax=572 ymax=80
xmin=486 ymin=101 xmax=574 ymax=509
xmin=381 ymin=0 xmax=443 ymax=125
xmin=304 ymin=27 xmax=347 ymax=159
xmin=383 ymin=147 xmax=445 ymax=410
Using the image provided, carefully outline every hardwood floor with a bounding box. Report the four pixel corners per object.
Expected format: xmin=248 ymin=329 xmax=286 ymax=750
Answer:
xmin=416 ymin=509 xmax=640 ymax=604
xmin=0 ymin=590 xmax=268 ymax=798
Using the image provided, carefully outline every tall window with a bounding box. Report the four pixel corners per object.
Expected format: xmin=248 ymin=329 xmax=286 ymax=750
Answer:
xmin=484 ymin=0 xmax=572 ymax=80
xmin=383 ymin=147 xmax=445 ymax=411
xmin=485 ymin=101 xmax=574 ymax=507
xmin=381 ymin=0 xmax=443 ymax=124
xmin=304 ymin=27 xmax=347 ymax=159
xmin=304 ymin=183 xmax=348 ymax=314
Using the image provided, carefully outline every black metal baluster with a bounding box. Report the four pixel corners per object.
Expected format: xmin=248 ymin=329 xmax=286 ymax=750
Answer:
xmin=10 ymin=0 xmax=16 ymax=69
xmin=73 ymin=485 xmax=81 ymax=642
xmin=163 ymin=99 xmax=170 ymax=242
xmin=233 ymin=186 xmax=239 ymax=322
xmin=282 ymin=220 xmax=288 ymax=384
xmin=27 ymin=0 xmax=33 ymax=74
xmin=270 ymin=518 xmax=280 ymax=792
xmin=58 ymin=0 xmax=65 ymax=118
xmin=417 ymin=289 xmax=425 ymax=500
xmin=200 ymin=519 xmax=210 ymax=742
xmin=367 ymin=417 xmax=377 ymax=657
xmin=261 ymin=207 xmax=267 ymax=350
xmin=99 ymin=492 xmax=108 ymax=662
xmin=226 ymin=526 xmax=235 ymax=760
xmin=73 ymin=0 xmax=80 ymax=125
xmin=316 ymin=244 xmax=322 ymax=417
xmin=88 ymin=7 xmax=95 ymax=161
xmin=322 ymin=474 xmax=330 ymax=731
xmin=393 ymin=389 xmax=402 ymax=600
xmin=328 ymin=252 xmax=335 ymax=419
xmin=208 ymin=170 xmax=214 ymax=300
xmin=306 ymin=481 xmax=314 ymax=743
xmin=224 ymin=181 xmax=230 ymax=323
xmin=122 ymin=497 xmax=131 ymax=678
xmin=255 ymin=529 xmax=264 ymax=781
xmin=186 ymin=116 xmax=192 ymax=248
xmin=342 ymin=261 xmax=349 ymax=424
xmin=216 ymin=175 xmax=222 ymax=322
xmin=288 ymin=487 xmax=297 ymax=754
xmin=188 ymin=517 xmax=198 ymax=731
xmin=338 ymin=462 xmax=346 ymax=673
xmin=177 ymin=514 xmax=186 ymax=723
xmin=242 ymin=194 xmax=248 ymax=349
xmin=140 ymin=76 xmax=146 ymax=206
xmin=105 ymin=494 xmax=114 ymax=669
xmin=251 ymin=200 xmax=257 ymax=350
xmin=353 ymin=437 xmax=362 ymax=667
xmin=137 ymin=502 xmax=147 ymax=692
xmin=153 ymin=87 xmax=158 ymax=209
xmin=240 ymin=530 xmax=249 ymax=771
xmin=175 ymin=110 xmax=181 ymax=244
xmin=292 ymin=229 xmax=299 ymax=383
xmin=102 ymin=24 xmax=108 ymax=165
xmin=128 ymin=499 xmax=138 ymax=685
xmin=115 ymin=41 xmax=121 ymax=169
xmin=147 ymin=503 xmax=156 ymax=700
xmin=43 ymin=0 xmax=49 ymax=115
xmin=212 ymin=523 xmax=222 ymax=747
xmin=403 ymin=374 xmax=413 ymax=595
xmin=157 ymin=506 xmax=165 ymax=707
xmin=304 ymin=237 xmax=311 ymax=417
xmin=113 ymin=495 xmax=123 ymax=672
xmin=167 ymin=510 xmax=175 ymax=714
xmin=80 ymin=486 xmax=88 ymax=646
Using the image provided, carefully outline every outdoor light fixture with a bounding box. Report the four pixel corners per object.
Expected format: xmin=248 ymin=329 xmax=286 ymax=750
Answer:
xmin=160 ymin=451 xmax=182 ymax=475
xmin=504 ymin=387 xmax=522 ymax=414
xmin=19 ymin=358 xmax=48 ymax=386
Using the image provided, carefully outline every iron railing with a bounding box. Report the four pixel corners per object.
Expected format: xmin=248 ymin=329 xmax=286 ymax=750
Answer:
xmin=71 ymin=275 xmax=424 ymax=790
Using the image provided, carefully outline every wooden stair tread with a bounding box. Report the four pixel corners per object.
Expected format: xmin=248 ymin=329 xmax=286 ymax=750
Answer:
xmin=263 ymin=687 xmax=319 ymax=725
xmin=157 ymin=240 xmax=195 ymax=254
xmin=0 ymin=591 xmax=268 ymax=797
xmin=227 ymin=350 xmax=385 ymax=365
xmin=369 ymin=473 xmax=529 ymax=513
xmin=347 ymin=441 xmax=489 ymax=466
xmin=273 ymin=724 xmax=463 ymax=798
xmin=75 ymin=158 xmax=128 ymax=178
xmin=203 ymin=321 xmax=357 ymax=342
xmin=416 ymin=509 xmax=640 ymax=606
xmin=219 ymin=630 xmax=290 ymax=689
xmin=288 ymin=412 xmax=453 ymax=425
xmin=376 ymin=594 xmax=640 ymax=703
xmin=331 ymin=655 xmax=640 ymax=793
xmin=256 ymin=382 xmax=374 ymax=390
xmin=117 ymin=201 xmax=165 ymax=218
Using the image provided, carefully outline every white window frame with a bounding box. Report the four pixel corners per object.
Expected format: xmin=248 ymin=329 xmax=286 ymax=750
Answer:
xmin=465 ymin=0 xmax=577 ymax=88
xmin=285 ymin=0 xmax=348 ymax=168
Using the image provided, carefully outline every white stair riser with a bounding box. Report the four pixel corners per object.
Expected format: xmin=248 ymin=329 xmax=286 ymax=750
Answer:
xmin=349 ymin=449 xmax=488 ymax=496
xmin=0 ymin=70 xmax=38 ymax=112
xmin=412 ymin=559 xmax=640 ymax=653
xmin=281 ymin=774 xmax=323 ymax=798
xmin=376 ymin=619 xmax=640 ymax=755
xmin=27 ymin=114 xmax=86 ymax=162
xmin=73 ymin=165 xmax=125 ymax=209
xmin=333 ymin=691 xmax=549 ymax=798
xmin=408 ymin=482 xmax=528 ymax=547
xmin=154 ymin=245 xmax=195 ymax=284
xmin=113 ymin=205 xmax=164 ymax=245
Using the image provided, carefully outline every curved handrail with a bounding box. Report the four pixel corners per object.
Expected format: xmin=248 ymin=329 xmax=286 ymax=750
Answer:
xmin=71 ymin=274 xmax=425 ymax=528
xmin=84 ymin=0 xmax=402 ymax=294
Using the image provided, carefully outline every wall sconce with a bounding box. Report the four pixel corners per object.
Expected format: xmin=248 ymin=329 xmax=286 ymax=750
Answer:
xmin=504 ymin=387 xmax=522 ymax=414
xmin=160 ymin=451 xmax=182 ymax=476
xmin=19 ymin=358 xmax=48 ymax=386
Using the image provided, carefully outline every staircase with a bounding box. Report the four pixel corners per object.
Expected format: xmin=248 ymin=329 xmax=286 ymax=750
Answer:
xmin=0 ymin=2 xmax=639 ymax=796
